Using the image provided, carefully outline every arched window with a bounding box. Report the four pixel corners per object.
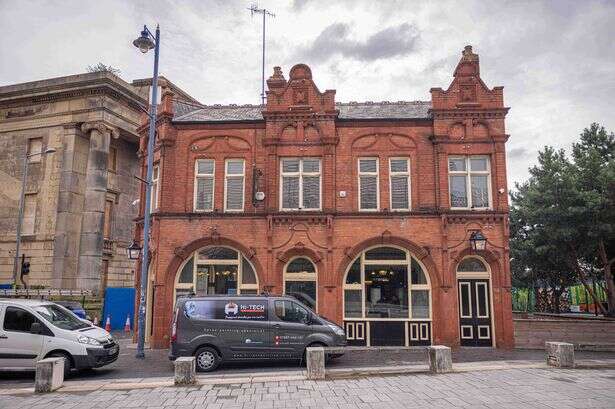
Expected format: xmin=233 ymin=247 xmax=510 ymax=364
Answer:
xmin=457 ymin=257 xmax=488 ymax=273
xmin=284 ymin=257 xmax=317 ymax=311
xmin=174 ymin=246 xmax=258 ymax=302
xmin=343 ymin=246 xmax=430 ymax=319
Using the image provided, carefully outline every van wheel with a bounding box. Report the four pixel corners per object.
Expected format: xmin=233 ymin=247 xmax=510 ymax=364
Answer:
xmin=195 ymin=347 xmax=221 ymax=372
xmin=48 ymin=352 xmax=72 ymax=378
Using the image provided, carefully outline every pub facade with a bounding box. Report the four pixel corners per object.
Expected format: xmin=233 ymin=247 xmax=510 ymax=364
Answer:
xmin=136 ymin=46 xmax=514 ymax=349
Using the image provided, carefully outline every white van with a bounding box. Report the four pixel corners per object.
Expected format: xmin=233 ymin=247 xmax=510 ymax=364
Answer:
xmin=0 ymin=299 xmax=119 ymax=376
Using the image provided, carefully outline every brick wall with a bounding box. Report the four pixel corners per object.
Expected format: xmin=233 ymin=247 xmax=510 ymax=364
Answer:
xmin=514 ymin=318 xmax=615 ymax=349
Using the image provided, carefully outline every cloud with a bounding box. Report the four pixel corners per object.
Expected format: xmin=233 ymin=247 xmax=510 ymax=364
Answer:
xmin=297 ymin=22 xmax=420 ymax=63
xmin=507 ymin=147 xmax=530 ymax=160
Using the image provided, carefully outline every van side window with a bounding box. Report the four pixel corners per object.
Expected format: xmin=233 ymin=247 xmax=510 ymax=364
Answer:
xmin=274 ymin=300 xmax=310 ymax=324
xmin=3 ymin=306 xmax=37 ymax=333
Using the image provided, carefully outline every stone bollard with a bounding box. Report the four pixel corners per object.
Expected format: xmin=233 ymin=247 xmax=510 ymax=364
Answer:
xmin=35 ymin=358 xmax=64 ymax=393
xmin=545 ymin=342 xmax=574 ymax=368
xmin=428 ymin=345 xmax=452 ymax=374
xmin=306 ymin=347 xmax=326 ymax=380
xmin=174 ymin=356 xmax=196 ymax=385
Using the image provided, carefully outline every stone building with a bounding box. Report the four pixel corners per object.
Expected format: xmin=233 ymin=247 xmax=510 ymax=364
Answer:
xmin=0 ymin=72 xmax=198 ymax=293
xmin=137 ymin=46 xmax=514 ymax=349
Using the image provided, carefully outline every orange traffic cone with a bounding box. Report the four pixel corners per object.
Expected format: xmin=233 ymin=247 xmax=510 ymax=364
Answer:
xmin=124 ymin=316 xmax=131 ymax=334
xmin=93 ymin=316 xmax=99 ymax=326
xmin=104 ymin=316 xmax=111 ymax=332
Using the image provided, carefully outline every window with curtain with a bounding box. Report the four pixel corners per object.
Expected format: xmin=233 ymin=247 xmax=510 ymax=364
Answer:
xmin=280 ymin=158 xmax=321 ymax=211
xmin=358 ymin=158 xmax=379 ymax=211
xmin=389 ymin=158 xmax=410 ymax=210
xmin=343 ymin=247 xmax=431 ymax=320
xmin=194 ymin=159 xmax=214 ymax=211
xmin=448 ymin=156 xmax=491 ymax=209
xmin=225 ymin=159 xmax=244 ymax=211
xmin=284 ymin=257 xmax=317 ymax=311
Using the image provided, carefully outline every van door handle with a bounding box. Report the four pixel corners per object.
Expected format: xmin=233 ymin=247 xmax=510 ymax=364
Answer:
xmin=0 ymin=335 xmax=7 ymax=339
xmin=273 ymin=324 xmax=280 ymax=329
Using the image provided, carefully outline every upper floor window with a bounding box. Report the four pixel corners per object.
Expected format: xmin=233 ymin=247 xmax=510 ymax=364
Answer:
xmin=358 ymin=158 xmax=379 ymax=211
xmin=224 ymin=159 xmax=245 ymax=212
xmin=151 ymin=165 xmax=159 ymax=212
xmin=194 ymin=159 xmax=214 ymax=212
xmin=389 ymin=158 xmax=410 ymax=211
xmin=280 ymin=158 xmax=321 ymax=211
xmin=448 ymin=156 xmax=491 ymax=209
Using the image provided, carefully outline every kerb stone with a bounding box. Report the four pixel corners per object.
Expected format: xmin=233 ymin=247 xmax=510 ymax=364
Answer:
xmin=306 ymin=347 xmax=325 ymax=380
xmin=35 ymin=357 xmax=64 ymax=393
xmin=546 ymin=341 xmax=574 ymax=368
xmin=428 ymin=345 xmax=452 ymax=374
xmin=174 ymin=356 xmax=196 ymax=385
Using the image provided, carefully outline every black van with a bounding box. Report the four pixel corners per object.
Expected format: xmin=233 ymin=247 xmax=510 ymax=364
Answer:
xmin=169 ymin=295 xmax=346 ymax=372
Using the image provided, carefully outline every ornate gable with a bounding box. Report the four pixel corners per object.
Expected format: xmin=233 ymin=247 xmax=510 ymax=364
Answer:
xmin=431 ymin=46 xmax=506 ymax=112
xmin=264 ymin=64 xmax=337 ymax=116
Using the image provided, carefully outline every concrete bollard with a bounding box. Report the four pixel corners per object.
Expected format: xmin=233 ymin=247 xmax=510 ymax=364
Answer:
xmin=546 ymin=342 xmax=574 ymax=368
xmin=174 ymin=356 xmax=196 ymax=385
xmin=428 ymin=345 xmax=452 ymax=374
xmin=35 ymin=358 xmax=64 ymax=393
xmin=306 ymin=347 xmax=326 ymax=380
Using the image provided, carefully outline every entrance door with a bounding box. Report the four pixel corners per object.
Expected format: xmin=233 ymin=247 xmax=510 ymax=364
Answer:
xmin=458 ymin=279 xmax=492 ymax=346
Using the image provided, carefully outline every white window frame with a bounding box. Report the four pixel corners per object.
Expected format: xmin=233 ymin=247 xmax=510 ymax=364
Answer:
xmin=224 ymin=159 xmax=245 ymax=212
xmin=150 ymin=164 xmax=159 ymax=212
xmin=389 ymin=157 xmax=411 ymax=211
xmin=283 ymin=256 xmax=318 ymax=312
xmin=358 ymin=157 xmax=380 ymax=211
xmin=279 ymin=158 xmax=322 ymax=211
xmin=194 ymin=159 xmax=215 ymax=212
xmin=342 ymin=245 xmax=431 ymax=321
xmin=448 ymin=155 xmax=492 ymax=210
xmin=173 ymin=246 xmax=259 ymax=301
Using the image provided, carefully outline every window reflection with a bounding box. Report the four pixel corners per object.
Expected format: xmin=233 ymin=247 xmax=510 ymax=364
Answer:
xmin=364 ymin=265 xmax=408 ymax=318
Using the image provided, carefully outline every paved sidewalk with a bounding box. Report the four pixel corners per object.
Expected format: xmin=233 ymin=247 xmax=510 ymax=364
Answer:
xmin=1 ymin=367 xmax=614 ymax=408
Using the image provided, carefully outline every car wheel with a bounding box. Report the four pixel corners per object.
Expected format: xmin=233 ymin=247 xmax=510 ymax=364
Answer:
xmin=48 ymin=352 xmax=72 ymax=378
xmin=195 ymin=347 xmax=221 ymax=372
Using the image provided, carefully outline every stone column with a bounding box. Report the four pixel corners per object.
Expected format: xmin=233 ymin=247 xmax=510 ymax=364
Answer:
xmin=76 ymin=122 xmax=118 ymax=291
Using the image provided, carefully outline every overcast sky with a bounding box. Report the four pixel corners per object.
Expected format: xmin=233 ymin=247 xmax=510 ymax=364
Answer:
xmin=1 ymin=0 xmax=614 ymax=187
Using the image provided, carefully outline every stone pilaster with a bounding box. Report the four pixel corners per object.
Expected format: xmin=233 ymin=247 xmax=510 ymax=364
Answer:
xmin=76 ymin=121 xmax=118 ymax=291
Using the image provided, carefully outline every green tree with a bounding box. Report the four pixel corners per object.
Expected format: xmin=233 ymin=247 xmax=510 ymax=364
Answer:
xmin=570 ymin=123 xmax=615 ymax=315
xmin=511 ymin=124 xmax=615 ymax=316
xmin=510 ymin=148 xmax=578 ymax=312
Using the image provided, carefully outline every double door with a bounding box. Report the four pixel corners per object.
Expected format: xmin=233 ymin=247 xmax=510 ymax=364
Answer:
xmin=458 ymin=279 xmax=492 ymax=346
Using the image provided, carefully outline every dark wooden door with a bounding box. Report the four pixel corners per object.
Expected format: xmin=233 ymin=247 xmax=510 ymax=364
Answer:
xmin=458 ymin=279 xmax=492 ymax=346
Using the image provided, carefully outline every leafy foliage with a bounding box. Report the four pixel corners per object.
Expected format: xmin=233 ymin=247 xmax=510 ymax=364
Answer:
xmin=86 ymin=63 xmax=121 ymax=75
xmin=510 ymin=123 xmax=615 ymax=315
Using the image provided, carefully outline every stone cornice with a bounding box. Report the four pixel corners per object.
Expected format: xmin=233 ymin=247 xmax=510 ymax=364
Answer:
xmin=430 ymin=108 xmax=510 ymax=120
xmin=0 ymin=76 xmax=147 ymax=112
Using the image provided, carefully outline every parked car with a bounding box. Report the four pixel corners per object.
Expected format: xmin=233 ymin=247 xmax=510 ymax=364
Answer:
xmin=0 ymin=299 xmax=119 ymax=377
xmin=54 ymin=300 xmax=87 ymax=319
xmin=169 ymin=295 xmax=346 ymax=372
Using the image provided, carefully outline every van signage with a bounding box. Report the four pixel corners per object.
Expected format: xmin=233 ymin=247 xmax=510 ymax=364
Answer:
xmin=184 ymin=300 xmax=266 ymax=321
xmin=224 ymin=302 xmax=266 ymax=321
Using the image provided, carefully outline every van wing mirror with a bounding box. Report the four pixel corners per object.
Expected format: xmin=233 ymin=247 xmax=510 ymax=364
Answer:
xmin=30 ymin=322 xmax=42 ymax=334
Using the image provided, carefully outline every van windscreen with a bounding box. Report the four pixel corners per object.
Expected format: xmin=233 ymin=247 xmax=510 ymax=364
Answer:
xmin=184 ymin=299 xmax=267 ymax=321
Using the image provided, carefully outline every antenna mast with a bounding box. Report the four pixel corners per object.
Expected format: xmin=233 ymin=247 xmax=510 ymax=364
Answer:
xmin=248 ymin=4 xmax=275 ymax=105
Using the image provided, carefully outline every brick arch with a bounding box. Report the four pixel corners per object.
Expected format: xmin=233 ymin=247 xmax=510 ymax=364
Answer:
xmin=451 ymin=247 xmax=502 ymax=287
xmin=275 ymin=246 xmax=325 ymax=279
xmin=163 ymin=236 xmax=263 ymax=291
xmin=337 ymin=235 xmax=441 ymax=288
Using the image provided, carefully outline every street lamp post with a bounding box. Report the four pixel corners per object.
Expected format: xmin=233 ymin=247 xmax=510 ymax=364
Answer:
xmin=12 ymin=148 xmax=56 ymax=288
xmin=133 ymin=24 xmax=160 ymax=359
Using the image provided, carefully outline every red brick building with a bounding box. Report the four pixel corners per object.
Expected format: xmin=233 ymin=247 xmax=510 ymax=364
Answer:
xmin=136 ymin=46 xmax=514 ymax=349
